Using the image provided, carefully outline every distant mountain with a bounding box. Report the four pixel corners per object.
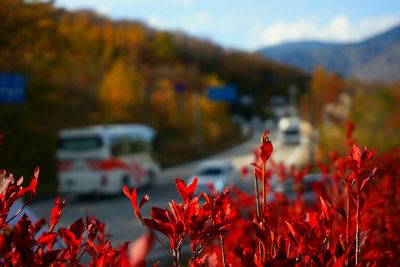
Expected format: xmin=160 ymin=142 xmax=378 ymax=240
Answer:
xmin=258 ymin=25 xmax=400 ymax=82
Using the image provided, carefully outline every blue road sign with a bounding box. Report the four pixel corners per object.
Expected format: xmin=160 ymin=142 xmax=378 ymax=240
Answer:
xmin=0 ymin=73 xmax=26 ymax=103
xmin=207 ymin=84 xmax=238 ymax=103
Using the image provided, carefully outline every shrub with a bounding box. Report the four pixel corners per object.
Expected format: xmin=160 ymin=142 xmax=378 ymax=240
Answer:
xmin=1 ymin=126 xmax=400 ymax=266
xmin=126 ymin=128 xmax=399 ymax=266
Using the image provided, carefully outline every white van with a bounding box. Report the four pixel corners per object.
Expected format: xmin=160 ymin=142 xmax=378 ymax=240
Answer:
xmin=278 ymin=117 xmax=301 ymax=145
xmin=57 ymin=124 xmax=160 ymax=195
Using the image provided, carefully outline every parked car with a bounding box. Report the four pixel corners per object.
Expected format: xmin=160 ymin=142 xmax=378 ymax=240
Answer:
xmin=187 ymin=160 xmax=237 ymax=194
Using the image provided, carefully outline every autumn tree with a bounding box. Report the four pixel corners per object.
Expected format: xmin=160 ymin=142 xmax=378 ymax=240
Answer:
xmin=300 ymin=65 xmax=344 ymax=124
xmin=98 ymin=60 xmax=142 ymax=122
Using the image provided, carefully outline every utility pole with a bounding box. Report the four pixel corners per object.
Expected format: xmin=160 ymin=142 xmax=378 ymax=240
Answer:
xmin=289 ymin=85 xmax=298 ymax=116
xmin=194 ymin=88 xmax=203 ymax=154
xmin=308 ymin=88 xmax=316 ymax=165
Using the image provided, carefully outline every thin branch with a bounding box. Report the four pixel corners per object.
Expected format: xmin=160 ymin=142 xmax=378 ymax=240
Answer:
xmin=253 ymin=172 xmax=261 ymax=219
xmin=355 ymin=184 xmax=361 ymax=266
xmin=150 ymin=230 xmax=172 ymax=256
xmin=261 ymin=162 xmax=267 ymax=263
xmin=192 ymin=234 xmax=212 ymax=260
xmin=220 ymin=235 xmax=227 ymax=267
xmin=346 ymin=183 xmax=351 ymax=247
xmin=6 ymin=198 xmax=31 ymax=224
xmin=77 ymin=243 xmax=89 ymax=261
xmin=253 ymin=172 xmax=263 ymax=260
xmin=262 ymin=162 xmax=266 ymax=213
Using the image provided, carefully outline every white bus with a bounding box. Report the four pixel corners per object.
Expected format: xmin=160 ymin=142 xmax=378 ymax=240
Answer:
xmin=57 ymin=124 xmax=161 ymax=195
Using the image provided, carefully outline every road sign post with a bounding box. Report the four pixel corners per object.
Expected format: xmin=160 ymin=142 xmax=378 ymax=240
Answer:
xmin=194 ymin=89 xmax=202 ymax=154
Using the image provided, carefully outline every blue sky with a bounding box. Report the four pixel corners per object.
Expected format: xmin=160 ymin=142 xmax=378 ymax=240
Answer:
xmin=55 ymin=0 xmax=400 ymax=51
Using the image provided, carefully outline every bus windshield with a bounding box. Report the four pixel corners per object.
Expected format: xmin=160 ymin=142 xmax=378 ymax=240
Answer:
xmin=58 ymin=135 xmax=103 ymax=151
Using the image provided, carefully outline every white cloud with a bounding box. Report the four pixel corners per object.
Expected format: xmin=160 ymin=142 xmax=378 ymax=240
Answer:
xmin=256 ymin=14 xmax=400 ymax=47
xmin=147 ymin=15 xmax=162 ymax=27
xmin=95 ymin=4 xmax=111 ymax=16
xmin=329 ymin=15 xmax=350 ymax=36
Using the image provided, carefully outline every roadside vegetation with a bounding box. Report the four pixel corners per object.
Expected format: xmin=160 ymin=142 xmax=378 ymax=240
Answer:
xmin=299 ymin=66 xmax=400 ymax=162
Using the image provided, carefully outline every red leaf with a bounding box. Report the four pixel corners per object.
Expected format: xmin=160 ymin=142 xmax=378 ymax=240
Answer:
xmin=37 ymin=232 xmax=57 ymax=246
xmin=86 ymin=216 xmax=99 ymax=241
xmin=42 ymin=250 xmax=61 ymax=265
xmin=123 ymin=186 xmax=142 ymax=220
xmin=335 ymin=206 xmax=346 ymax=223
xmin=68 ymin=218 xmax=85 ymax=240
xmin=150 ymin=207 xmax=169 ymax=222
xmin=139 ymin=194 xmax=150 ymax=209
xmin=50 ymin=196 xmax=65 ymax=231
xmin=366 ymin=149 xmax=375 ymax=161
xmin=259 ymin=131 xmax=273 ymax=164
xmin=16 ymin=213 xmax=33 ymax=238
xmin=28 ymin=167 xmax=39 ymax=198
xmin=351 ymin=144 xmax=361 ymax=165
xmin=361 ymin=199 xmax=384 ymax=217
xmin=188 ymin=178 xmax=198 ymax=198
xmin=360 ymin=166 xmax=378 ymax=192
xmin=58 ymin=228 xmax=80 ymax=254
xmin=285 ymin=220 xmax=299 ymax=245
xmin=33 ymin=218 xmax=46 ymax=234
xmin=175 ymin=177 xmax=197 ymax=201
xmin=319 ymin=196 xmax=332 ymax=221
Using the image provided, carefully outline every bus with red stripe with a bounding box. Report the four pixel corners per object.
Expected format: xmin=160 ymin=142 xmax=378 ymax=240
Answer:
xmin=57 ymin=124 xmax=160 ymax=195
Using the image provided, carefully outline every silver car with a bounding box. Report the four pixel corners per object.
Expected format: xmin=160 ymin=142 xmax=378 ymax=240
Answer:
xmin=187 ymin=160 xmax=237 ymax=193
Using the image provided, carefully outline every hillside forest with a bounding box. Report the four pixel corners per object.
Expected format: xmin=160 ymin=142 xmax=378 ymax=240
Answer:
xmin=0 ymin=0 xmax=308 ymax=196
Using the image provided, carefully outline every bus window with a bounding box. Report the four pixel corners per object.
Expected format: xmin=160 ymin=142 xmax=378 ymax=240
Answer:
xmin=111 ymin=138 xmax=150 ymax=156
xmin=58 ymin=136 xmax=103 ymax=151
xmin=111 ymin=138 xmax=129 ymax=156
xmin=129 ymin=140 xmax=150 ymax=153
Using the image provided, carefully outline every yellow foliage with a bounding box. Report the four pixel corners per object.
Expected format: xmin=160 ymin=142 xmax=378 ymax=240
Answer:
xmin=98 ymin=60 xmax=140 ymax=121
xmin=151 ymin=79 xmax=177 ymax=126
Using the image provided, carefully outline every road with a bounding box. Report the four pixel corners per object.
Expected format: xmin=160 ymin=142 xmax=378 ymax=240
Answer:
xmin=29 ymin=127 xmax=312 ymax=248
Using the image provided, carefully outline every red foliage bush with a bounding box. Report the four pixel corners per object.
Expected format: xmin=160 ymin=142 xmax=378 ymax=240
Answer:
xmin=0 ymin=167 xmax=133 ymax=266
xmin=126 ymin=127 xmax=399 ymax=266
xmin=1 ymin=125 xmax=400 ymax=266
